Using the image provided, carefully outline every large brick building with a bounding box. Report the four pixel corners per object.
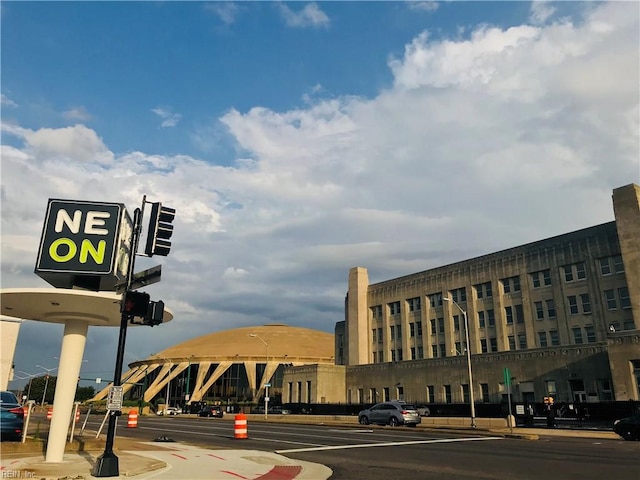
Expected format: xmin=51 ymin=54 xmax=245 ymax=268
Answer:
xmin=285 ymin=184 xmax=640 ymax=406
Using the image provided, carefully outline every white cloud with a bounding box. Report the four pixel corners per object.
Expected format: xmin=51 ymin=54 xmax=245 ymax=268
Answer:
xmin=1 ymin=93 xmax=17 ymax=107
xmin=529 ymin=1 xmax=556 ymax=26
xmin=407 ymin=1 xmax=439 ymax=13
xmin=62 ymin=106 xmax=92 ymax=122
xmin=204 ymin=2 xmax=242 ymax=25
xmin=278 ymin=2 xmax=330 ymax=29
xmin=152 ymin=107 xmax=182 ymax=128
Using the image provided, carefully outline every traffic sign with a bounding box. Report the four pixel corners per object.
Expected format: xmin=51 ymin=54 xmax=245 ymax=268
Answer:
xmin=106 ymin=385 xmax=124 ymax=411
xmin=264 ymin=383 xmax=271 ymax=387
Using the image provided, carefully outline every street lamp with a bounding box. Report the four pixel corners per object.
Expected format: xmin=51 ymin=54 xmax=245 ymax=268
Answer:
xmin=249 ymin=334 xmax=269 ymax=419
xmin=36 ymin=365 xmax=58 ymax=406
xmin=443 ymin=297 xmax=476 ymax=428
xmin=16 ymin=372 xmax=38 ymax=403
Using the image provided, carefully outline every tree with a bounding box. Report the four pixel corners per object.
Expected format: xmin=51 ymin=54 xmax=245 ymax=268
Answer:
xmin=75 ymin=386 xmax=95 ymax=402
xmin=23 ymin=375 xmax=57 ymax=404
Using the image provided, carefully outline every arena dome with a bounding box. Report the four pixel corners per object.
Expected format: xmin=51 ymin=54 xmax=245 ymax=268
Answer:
xmin=92 ymin=324 xmax=335 ymax=407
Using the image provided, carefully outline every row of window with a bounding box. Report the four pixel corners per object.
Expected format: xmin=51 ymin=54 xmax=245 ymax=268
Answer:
xmin=373 ymin=288 xmax=630 ymax=323
xmin=372 ymin=256 xmax=626 ymax=318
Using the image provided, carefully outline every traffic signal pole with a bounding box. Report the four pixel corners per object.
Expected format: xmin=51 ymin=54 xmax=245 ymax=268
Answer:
xmin=93 ymin=203 xmax=144 ymax=478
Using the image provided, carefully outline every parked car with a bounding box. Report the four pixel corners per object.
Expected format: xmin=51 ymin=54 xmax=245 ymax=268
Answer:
xmin=358 ymin=401 xmax=421 ymax=427
xmin=416 ymin=405 xmax=431 ymax=417
xmin=198 ymin=406 xmax=224 ymax=418
xmin=613 ymin=414 xmax=640 ymax=441
xmin=157 ymin=406 xmax=181 ymax=416
xmin=0 ymin=391 xmax=24 ymax=440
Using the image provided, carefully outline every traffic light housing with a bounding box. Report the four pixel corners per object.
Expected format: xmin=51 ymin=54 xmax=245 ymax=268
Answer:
xmin=143 ymin=300 xmax=164 ymax=327
xmin=145 ymin=202 xmax=175 ymax=257
xmin=123 ymin=291 xmax=150 ymax=317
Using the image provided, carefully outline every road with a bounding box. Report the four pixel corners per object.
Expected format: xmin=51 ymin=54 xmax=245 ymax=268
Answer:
xmin=77 ymin=415 xmax=640 ymax=479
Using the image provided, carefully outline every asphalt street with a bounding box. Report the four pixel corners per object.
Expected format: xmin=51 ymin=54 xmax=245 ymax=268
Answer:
xmin=73 ymin=414 xmax=639 ymax=480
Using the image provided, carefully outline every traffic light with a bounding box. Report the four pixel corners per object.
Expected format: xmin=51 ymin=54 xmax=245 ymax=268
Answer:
xmin=143 ymin=300 xmax=164 ymax=327
xmin=145 ymin=202 xmax=175 ymax=257
xmin=123 ymin=291 xmax=150 ymax=317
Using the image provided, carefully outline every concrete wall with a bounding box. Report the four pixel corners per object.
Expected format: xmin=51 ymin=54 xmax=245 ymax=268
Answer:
xmin=0 ymin=318 xmax=22 ymax=390
xmin=283 ymin=364 xmax=346 ymax=404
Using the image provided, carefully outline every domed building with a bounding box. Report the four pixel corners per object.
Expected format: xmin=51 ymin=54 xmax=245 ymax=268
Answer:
xmin=92 ymin=324 xmax=335 ymax=408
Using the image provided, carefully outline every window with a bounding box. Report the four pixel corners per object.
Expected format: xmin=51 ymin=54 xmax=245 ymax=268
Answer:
xmin=500 ymin=275 xmax=521 ymax=293
xmin=518 ymin=333 xmax=527 ymax=349
xmin=505 ymin=306 xmax=514 ymax=325
xmin=550 ymin=330 xmax=560 ymax=346
xmin=613 ymin=255 xmax=624 ymax=273
xmin=417 ymin=346 xmax=423 ymax=359
xmin=373 ymin=352 xmax=377 ymax=363
xmin=371 ymin=305 xmax=382 ymax=318
xmin=432 ymin=345 xmax=438 ymax=358
xmin=407 ymin=297 xmax=421 ymax=312
xmin=462 ymin=384 xmax=470 ymax=403
xmin=572 ymin=327 xmax=583 ymax=344
xmin=604 ymin=289 xmax=617 ymax=309
xmin=478 ymin=311 xmax=486 ymax=328
xmin=535 ymin=301 xmax=544 ymax=320
xmin=377 ymin=327 xmax=383 ymax=343
xmin=410 ymin=322 xmax=415 ymax=338
xmin=389 ymin=301 xmax=401 ymax=315
xmin=429 ymin=292 xmax=443 ymax=308
xmin=455 ymin=342 xmax=462 ymax=355
xmin=599 ymin=379 xmax=613 ymax=401
xmin=370 ymin=388 xmax=377 ymax=402
xmin=487 ymin=309 xmax=495 ymax=327
xmin=515 ymin=304 xmax=524 ymax=324
xmin=383 ymin=387 xmax=390 ymax=402
xmin=410 ymin=347 xmax=416 ymax=360
xmin=538 ymin=331 xmax=548 ymax=347
xmin=439 ymin=343 xmax=446 ymax=356
xmin=568 ymin=296 xmax=579 ymax=315
xmin=546 ymin=299 xmax=556 ymax=318
xmin=417 ymin=322 xmax=423 ymax=336
xmin=585 ymin=325 xmax=596 ymax=343
xmin=453 ymin=315 xmax=461 ymax=331
xmin=489 ymin=337 xmax=498 ymax=352
xmin=599 ymin=258 xmax=611 ymax=275
xmin=531 ymin=269 xmax=552 ymax=287
xmin=372 ymin=329 xmax=377 ymax=343
xmin=563 ymin=265 xmax=574 ymax=282
xmin=438 ymin=317 xmax=445 ymax=333
xmin=397 ymin=324 xmax=402 ymax=340
xmin=619 ymin=287 xmax=631 ymax=309
xmin=391 ymin=350 xmax=396 ymax=362
xmin=577 ymin=294 xmax=590 ymax=314
xmin=474 ymin=282 xmax=492 ymax=299
xmin=427 ymin=385 xmax=435 ymax=403
xmin=397 ymin=349 xmax=403 ymax=361
xmin=481 ymin=339 xmax=488 ymax=353
xmin=508 ymin=336 xmax=516 ymax=350
xmin=444 ymin=385 xmax=452 ymax=404
xmin=481 ymin=383 xmax=490 ymax=402
xmin=451 ymin=288 xmax=467 ymax=303
xmin=390 ymin=325 xmax=395 ymax=340
xmin=430 ymin=319 xmax=437 ymax=335
xmin=379 ymin=351 xmax=384 ymax=362
xmin=576 ymin=262 xmax=586 ymax=280
xmin=545 ymin=380 xmax=557 ymax=395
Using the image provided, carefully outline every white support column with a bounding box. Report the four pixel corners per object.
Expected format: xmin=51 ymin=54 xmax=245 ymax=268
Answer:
xmin=46 ymin=320 xmax=88 ymax=462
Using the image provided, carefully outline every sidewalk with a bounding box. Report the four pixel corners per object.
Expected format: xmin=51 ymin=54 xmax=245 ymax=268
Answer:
xmin=0 ymin=423 xmax=621 ymax=480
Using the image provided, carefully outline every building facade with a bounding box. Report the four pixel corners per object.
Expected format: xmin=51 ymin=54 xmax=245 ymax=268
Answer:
xmin=291 ymin=184 xmax=639 ymax=406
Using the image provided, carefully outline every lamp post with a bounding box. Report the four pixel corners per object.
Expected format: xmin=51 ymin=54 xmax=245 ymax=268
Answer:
xmin=249 ymin=334 xmax=269 ymax=420
xmin=17 ymin=372 xmax=38 ymax=403
xmin=443 ymin=297 xmax=476 ymax=428
xmin=36 ymin=365 xmax=58 ymax=406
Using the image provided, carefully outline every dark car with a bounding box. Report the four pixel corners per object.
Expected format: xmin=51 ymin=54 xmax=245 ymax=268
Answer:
xmin=198 ymin=406 xmax=224 ymax=418
xmin=358 ymin=401 xmax=421 ymax=427
xmin=613 ymin=414 xmax=640 ymax=441
xmin=0 ymin=391 xmax=24 ymax=440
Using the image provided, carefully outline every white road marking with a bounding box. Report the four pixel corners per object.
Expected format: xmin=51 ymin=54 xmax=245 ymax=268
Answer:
xmin=276 ymin=436 xmax=504 ymax=454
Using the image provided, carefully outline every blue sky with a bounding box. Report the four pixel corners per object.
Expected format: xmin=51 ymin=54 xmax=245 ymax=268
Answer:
xmin=2 ymin=1 xmax=638 ymax=387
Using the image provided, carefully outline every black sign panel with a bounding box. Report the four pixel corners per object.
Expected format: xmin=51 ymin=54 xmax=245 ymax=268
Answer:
xmin=35 ymin=199 xmax=123 ymax=275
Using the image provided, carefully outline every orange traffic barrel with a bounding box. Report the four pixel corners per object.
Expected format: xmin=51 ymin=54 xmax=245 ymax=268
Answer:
xmin=127 ymin=409 xmax=138 ymax=428
xmin=46 ymin=408 xmax=53 ymax=420
xmin=234 ymin=413 xmax=248 ymax=439
xmin=75 ymin=410 xmax=81 ymax=422
xmin=22 ymin=405 xmax=29 ymax=416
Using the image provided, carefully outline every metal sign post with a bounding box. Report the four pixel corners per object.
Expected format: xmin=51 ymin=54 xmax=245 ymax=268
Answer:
xmin=504 ymin=367 xmax=513 ymax=433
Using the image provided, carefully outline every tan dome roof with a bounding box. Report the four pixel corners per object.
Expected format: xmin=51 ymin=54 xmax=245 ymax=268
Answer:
xmin=146 ymin=324 xmax=334 ymax=363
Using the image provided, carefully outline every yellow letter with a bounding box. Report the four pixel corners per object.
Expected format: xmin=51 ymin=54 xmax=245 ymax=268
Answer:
xmin=49 ymin=238 xmax=77 ymax=262
xmin=79 ymin=239 xmax=106 ymax=264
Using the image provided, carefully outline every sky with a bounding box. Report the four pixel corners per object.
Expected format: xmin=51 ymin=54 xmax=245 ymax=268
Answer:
xmin=2 ymin=1 xmax=639 ymax=390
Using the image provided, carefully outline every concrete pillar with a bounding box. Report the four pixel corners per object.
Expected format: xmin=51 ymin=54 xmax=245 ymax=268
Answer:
xmin=46 ymin=320 xmax=88 ymax=462
xmin=347 ymin=267 xmax=369 ymax=366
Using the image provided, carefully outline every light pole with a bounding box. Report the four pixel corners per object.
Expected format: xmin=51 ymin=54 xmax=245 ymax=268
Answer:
xmin=443 ymin=297 xmax=476 ymax=428
xmin=249 ymin=334 xmax=269 ymax=419
xmin=36 ymin=365 xmax=58 ymax=406
xmin=17 ymin=371 xmax=38 ymax=403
